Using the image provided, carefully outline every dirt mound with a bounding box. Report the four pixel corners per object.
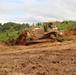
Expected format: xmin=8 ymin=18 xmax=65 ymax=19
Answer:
xmin=16 ymin=30 xmax=28 ymax=45
xmin=64 ymin=26 xmax=76 ymax=39
xmin=70 ymin=25 xmax=76 ymax=31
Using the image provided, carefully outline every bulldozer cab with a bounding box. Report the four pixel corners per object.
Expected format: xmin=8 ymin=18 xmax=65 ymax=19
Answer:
xmin=43 ymin=22 xmax=57 ymax=32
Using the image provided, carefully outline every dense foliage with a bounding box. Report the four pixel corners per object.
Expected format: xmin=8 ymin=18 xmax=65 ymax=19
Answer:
xmin=0 ymin=22 xmax=30 ymax=32
xmin=56 ymin=20 xmax=76 ymax=30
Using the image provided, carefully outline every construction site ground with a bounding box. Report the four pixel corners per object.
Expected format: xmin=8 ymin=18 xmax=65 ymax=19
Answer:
xmin=0 ymin=30 xmax=76 ymax=75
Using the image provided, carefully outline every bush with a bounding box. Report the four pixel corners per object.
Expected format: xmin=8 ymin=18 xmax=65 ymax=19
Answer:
xmin=0 ymin=31 xmax=19 ymax=44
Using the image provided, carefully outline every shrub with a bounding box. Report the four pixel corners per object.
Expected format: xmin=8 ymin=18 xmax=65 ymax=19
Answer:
xmin=58 ymin=37 xmax=74 ymax=42
xmin=0 ymin=31 xmax=19 ymax=45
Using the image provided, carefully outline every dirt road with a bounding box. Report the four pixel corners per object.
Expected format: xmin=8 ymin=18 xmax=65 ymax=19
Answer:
xmin=0 ymin=40 xmax=76 ymax=75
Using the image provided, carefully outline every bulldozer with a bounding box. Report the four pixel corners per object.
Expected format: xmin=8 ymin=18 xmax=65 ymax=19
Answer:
xmin=16 ymin=21 xmax=64 ymax=45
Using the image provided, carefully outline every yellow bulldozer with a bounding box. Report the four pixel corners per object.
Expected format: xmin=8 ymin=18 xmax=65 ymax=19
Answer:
xmin=16 ymin=21 xmax=64 ymax=45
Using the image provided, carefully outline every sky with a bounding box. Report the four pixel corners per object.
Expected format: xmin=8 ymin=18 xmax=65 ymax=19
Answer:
xmin=0 ymin=0 xmax=76 ymax=24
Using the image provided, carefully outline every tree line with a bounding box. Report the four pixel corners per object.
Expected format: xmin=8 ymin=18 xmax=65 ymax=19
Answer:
xmin=0 ymin=20 xmax=76 ymax=33
xmin=0 ymin=22 xmax=30 ymax=32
